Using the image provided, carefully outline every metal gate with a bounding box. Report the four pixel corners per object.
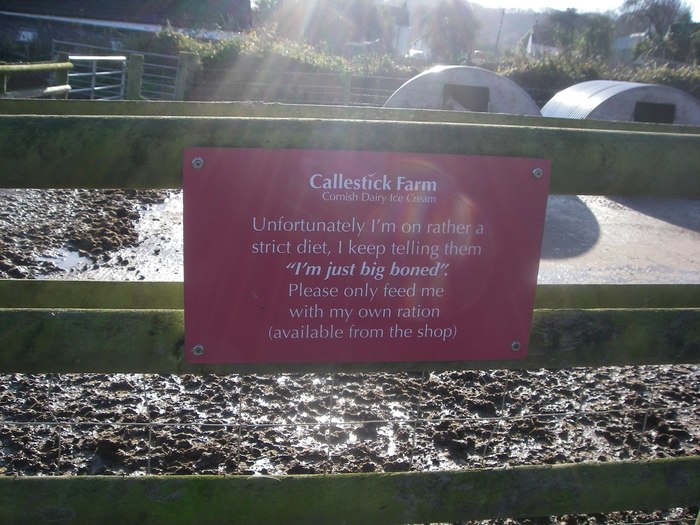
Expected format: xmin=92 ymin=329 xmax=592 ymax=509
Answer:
xmin=52 ymin=40 xmax=179 ymax=100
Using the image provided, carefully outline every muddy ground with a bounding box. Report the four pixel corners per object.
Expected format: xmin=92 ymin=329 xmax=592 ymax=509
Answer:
xmin=0 ymin=189 xmax=699 ymax=524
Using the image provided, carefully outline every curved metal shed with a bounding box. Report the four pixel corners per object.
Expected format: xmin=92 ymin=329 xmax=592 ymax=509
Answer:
xmin=384 ymin=65 xmax=541 ymax=116
xmin=542 ymin=80 xmax=700 ymax=125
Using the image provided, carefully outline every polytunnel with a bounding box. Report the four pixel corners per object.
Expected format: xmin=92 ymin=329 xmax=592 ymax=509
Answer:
xmin=384 ymin=65 xmax=541 ymax=116
xmin=541 ymin=80 xmax=700 ymax=125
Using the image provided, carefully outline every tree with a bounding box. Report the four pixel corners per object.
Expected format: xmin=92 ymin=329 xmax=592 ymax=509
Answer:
xmin=257 ymin=0 xmax=394 ymax=54
xmin=343 ymin=0 xmax=392 ymax=43
xmin=577 ymin=13 xmax=614 ymax=60
xmin=621 ymin=0 xmax=691 ymax=39
xmin=548 ymin=8 xmax=579 ymax=55
xmin=423 ymin=0 xmax=480 ymax=63
xmin=622 ymin=0 xmax=692 ymax=60
xmin=666 ymin=20 xmax=700 ymax=62
xmin=533 ymin=9 xmax=614 ymax=61
xmin=252 ymin=0 xmax=282 ymax=27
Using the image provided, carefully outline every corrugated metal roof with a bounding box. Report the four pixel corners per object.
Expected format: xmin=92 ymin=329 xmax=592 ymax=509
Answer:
xmin=0 ymin=0 xmax=251 ymax=30
xmin=542 ymin=80 xmax=700 ymax=125
xmin=385 ymin=65 xmax=541 ymax=116
xmin=542 ymin=81 xmax=649 ymax=119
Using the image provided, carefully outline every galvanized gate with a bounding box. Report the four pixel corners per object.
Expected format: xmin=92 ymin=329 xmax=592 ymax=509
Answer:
xmin=52 ymin=40 xmax=180 ymax=100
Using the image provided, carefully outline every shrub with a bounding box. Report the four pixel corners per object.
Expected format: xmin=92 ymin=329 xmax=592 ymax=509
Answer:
xmin=498 ymin=55 xmax=700 ymax=104
xmin=131 ymin=27 xmax=417 ymax=77
xmin=122 ymin=27 xmax=216 ymax=58
xmin=498 ymin=56 xmax=603 ymax=90
xmin=497 ymin=56 xmax=603 ymax=105
xmin=611 ymin=64 xmax=700 ymax=99
xmin=128 ymin=29 xmax=700 ymax=100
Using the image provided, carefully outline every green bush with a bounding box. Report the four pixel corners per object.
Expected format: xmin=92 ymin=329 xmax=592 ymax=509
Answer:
xmin=131 ymin=27 xmax=417 ymax=77
xmin=498 ymin=55 xmax=700 ymax=103
xmin=611 ymin=64 xmax=700 ymax=99
xmin=498 ymin=57 xmax=602 ymax=90
xmin=129 ymin=29 xmax=700 ymax=100
xmin=122 ymin=28 xmax=216 ymax=58
xmin=496 ymin=57 xmax=602 ymax=105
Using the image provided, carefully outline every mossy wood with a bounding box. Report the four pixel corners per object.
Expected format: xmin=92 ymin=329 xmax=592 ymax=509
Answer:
xmin=0 ymin=62 xmax=73 ymax=74
xmin=1 ymin=115 xmax=700 ymax=197
xmin=2 ymin=99 xmax=700 ymax=135
xmin=2 ymin=280 xmax=699 ymax=310
xmin=0 ymin=62 xmax=73 ymax=99
xmin=0 ymin=85 xmax=72 ymax=99
xmin=0 ymin=457 xmax=698 ymax=525
xmin=0 ymin=307 xmax=698 ymax=374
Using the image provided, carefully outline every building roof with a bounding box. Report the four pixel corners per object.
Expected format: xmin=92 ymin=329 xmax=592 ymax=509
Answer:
xmin=0 ymin=0 xmax=251 ymax=30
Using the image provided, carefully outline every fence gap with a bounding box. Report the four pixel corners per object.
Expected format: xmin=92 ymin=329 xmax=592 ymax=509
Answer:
xmin=324 ymin=373 xmax=337 ymax=474
xmin=481 ymin=370 xmax=511 ymax=467
xmin=409 ymin=371 xmax=428 ymax=470
xmin=235 ymin=374 xmax=244 ymax=474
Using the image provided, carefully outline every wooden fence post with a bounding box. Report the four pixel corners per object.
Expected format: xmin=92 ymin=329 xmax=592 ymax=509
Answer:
xmin=54 ymin=52 xmax=70 ymax=88
xmin=174 ymin=52 xmax=201 ymax=101
xmin=126 ymin=54 xmax=144 ymax=100
xmin=342 ymin=70 xmax=351 ymax=105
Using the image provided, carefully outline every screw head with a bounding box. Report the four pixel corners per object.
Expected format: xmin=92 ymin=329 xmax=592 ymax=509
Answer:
xmin=192 ymin=157 xmax=205 ymax=170
xmin=511 ymin=341 xmax=521 ymax=352
xmin=532 ymin=168 xmax=543 ymax=179
xmin=192 ymin=345 xmax=205 ymax=356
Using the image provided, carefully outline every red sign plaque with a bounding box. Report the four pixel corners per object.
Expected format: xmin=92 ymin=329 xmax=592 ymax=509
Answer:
xmin=183 ymin=148 xmax=550 ymax=364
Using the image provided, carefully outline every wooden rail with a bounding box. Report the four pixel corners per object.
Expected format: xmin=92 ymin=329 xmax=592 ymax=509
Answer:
xmin=0 ymin=100 xmax=698 ymax=524
xmin=1 ymin=114 xmax=699 ymax=197
xmin=0 ymin=60 xmax=72 ymax=99
xmin=1 ymin=457 xmax=698 ymax=525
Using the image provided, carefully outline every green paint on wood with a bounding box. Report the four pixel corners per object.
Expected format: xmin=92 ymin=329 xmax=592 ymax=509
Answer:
xmin=0 ymin=309 xmax=185 ymax=374
xmin=1 ymin=99 xmax=699 ymax=135
xmin=0 ymin=280 xmax=183 ymax=309
xmin=534 ymin=284 xmax=700 ymax=309
xmin=0 ymin=308 xmax=698 ymax=374
xmin=1 ymin=281 xmax=698 ymax=310
xmin=0 ymin=457 xmax=697 ymax=524
xmin=1 ymin=115 xmax=699 ymax=197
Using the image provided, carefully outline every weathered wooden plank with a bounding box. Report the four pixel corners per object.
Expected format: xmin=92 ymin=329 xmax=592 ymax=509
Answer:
xmin=1 ymin=115 xmax=699 ymax=197
xmin=0 ymin=85 xmax=71 ymax=100
xmin=1 ymin=99 xmax=699 ymax=135
xmin=2 ymin=280 xmax=699 ymax=310
xmin=0 ymin=62 xmax=72 ymax=74
xmin=0 ymin=308 xmax=698 ymax=374
xmin=0 ymin=280 xmax=184 ymax=310
xmin=0 ymin=309 xmax=184 ymax=374
xmin=534 ymin=283 xmax=700 ymax=309
xmin=0 ymin=457 xmax=697 ymax=525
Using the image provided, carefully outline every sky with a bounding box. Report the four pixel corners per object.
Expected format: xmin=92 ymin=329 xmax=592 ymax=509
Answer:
xmin=472 ymin=0 xmax=700 ymax=20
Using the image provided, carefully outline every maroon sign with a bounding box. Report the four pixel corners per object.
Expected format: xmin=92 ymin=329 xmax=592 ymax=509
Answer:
xmin=183 ymin=148 xmax=550 ymax=364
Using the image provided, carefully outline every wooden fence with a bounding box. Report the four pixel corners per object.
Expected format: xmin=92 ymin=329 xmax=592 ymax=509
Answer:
xmin=0 ymin=53 xmax=198 ymax=102
xmin=188 ymin=69 xmax=411 ymax=106
xmin=0 ymin=60 xmax=72 ymax=99
xmin=0 ymin=99 xmax=698 ymax=524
